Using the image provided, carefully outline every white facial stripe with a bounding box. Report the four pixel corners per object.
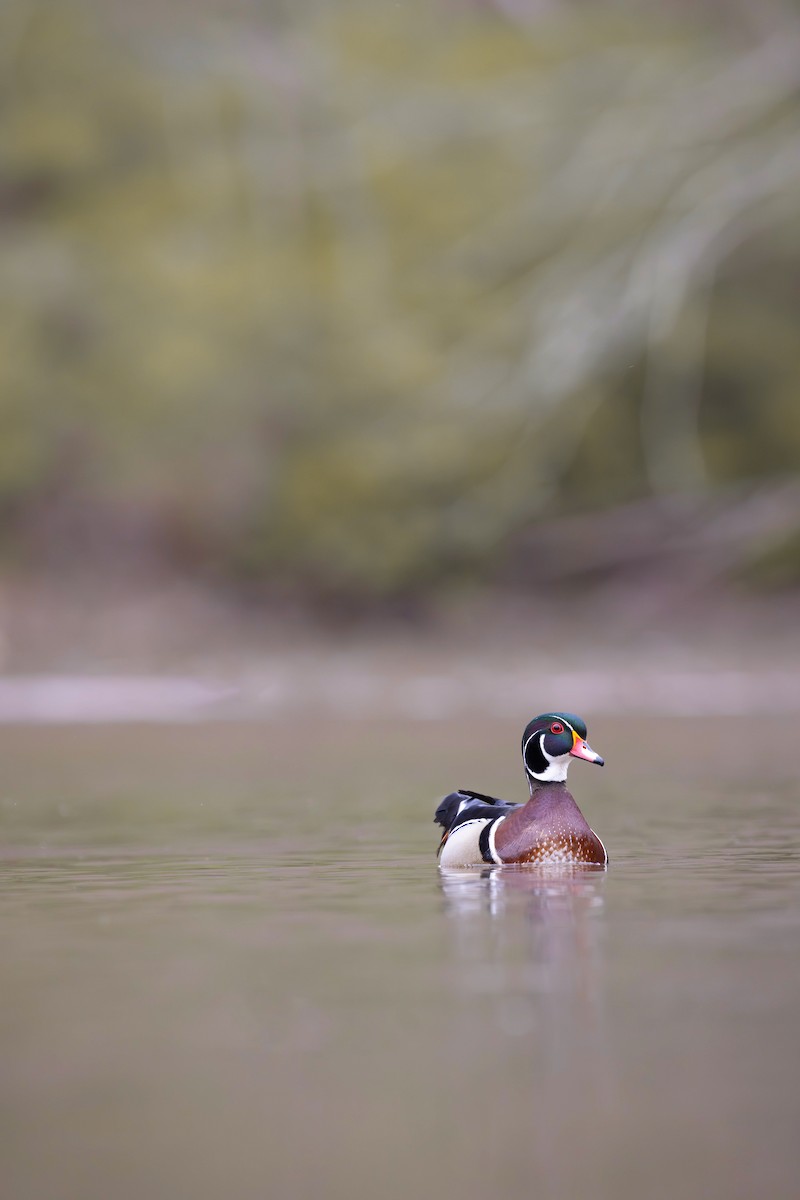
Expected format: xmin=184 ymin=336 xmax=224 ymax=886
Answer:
xmin=537 ymin=732 xmax=570 ymax=781
xmin=524 ymin=718 xmax=576 ymax=764
xmin=523 ymin=728 xmax=571 ymax=782
xmin=522 ymin=730 xmax=538 ymax=771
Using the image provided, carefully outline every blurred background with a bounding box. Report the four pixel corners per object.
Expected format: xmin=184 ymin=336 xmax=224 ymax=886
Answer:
xmin=3 ymin=8 xmax=800 ymax=1200
xmin=1 ymin=0 xmax=799 ymax=682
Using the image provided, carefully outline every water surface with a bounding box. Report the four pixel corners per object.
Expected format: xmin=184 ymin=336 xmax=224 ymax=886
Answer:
xmin=1 ymin=718 xmax=798 ymax=1200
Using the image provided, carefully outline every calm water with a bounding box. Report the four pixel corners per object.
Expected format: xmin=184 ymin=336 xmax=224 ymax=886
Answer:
xmin=1 ymin=718 xmax=799 ymax=1200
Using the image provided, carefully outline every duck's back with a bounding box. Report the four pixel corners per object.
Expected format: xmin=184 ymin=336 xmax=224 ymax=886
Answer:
xmin=435 ymin=789 xmax=520 ymax=867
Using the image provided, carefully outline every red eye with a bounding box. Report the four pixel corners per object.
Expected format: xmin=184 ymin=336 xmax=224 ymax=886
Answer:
xmin=551 ymin=722 xmax=564 ymax=734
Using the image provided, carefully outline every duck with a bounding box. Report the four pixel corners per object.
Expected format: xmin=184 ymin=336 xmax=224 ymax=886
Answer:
xmin=435 ymin=712 xmax=606 ymax=867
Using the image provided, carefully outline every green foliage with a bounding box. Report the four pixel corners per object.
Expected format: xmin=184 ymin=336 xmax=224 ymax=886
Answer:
xmin=1 ymin=0 xmax=799 ymax=596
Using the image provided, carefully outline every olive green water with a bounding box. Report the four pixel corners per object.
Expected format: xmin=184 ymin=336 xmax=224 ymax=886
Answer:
xmin=1 ymin=718 xmax=799 ymax=1200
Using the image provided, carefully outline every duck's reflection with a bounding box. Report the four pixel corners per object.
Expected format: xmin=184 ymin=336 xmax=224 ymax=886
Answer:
xmin=440 ymin=862 xmax=606 ymax=921
xmin=438 ymin=864 xmax=613 ymax=1147
xmin=439 ymin=865 xmax=606 ymax=1012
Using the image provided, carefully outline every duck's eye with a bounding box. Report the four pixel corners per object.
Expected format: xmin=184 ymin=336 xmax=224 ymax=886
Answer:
xmin=550 ymin=722 xmax=564 ymax=734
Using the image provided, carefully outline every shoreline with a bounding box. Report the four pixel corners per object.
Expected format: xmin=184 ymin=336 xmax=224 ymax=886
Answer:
xmin=0 ymin=571 xmax=797 ymax=723
xmin=0 ymin=661 xmax=797 ymax=723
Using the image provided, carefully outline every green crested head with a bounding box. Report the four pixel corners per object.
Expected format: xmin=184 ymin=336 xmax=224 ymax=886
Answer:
xmin=521 ymin=712 xmax=603 ymax=784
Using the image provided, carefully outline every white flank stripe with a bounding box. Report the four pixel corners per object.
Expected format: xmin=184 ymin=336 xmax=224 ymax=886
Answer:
xmin=488 ymin=816 xmax=506 ymax=865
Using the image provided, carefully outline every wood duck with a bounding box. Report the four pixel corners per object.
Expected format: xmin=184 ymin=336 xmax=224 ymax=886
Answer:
xmin=435 ymin=713 xmax=607 ymax=867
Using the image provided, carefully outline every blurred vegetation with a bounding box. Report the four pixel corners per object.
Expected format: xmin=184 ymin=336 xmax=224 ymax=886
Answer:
xmin=1 ymin=0 xmax=800 ymax=604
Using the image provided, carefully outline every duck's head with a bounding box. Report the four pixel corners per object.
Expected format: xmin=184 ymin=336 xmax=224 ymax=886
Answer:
xmin=521 ymin=712 xmax=604 ymax=785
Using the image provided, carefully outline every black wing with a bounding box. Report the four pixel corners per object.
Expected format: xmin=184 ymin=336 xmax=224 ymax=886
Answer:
xmin=434 ymin=788 xmax=520 ymax=833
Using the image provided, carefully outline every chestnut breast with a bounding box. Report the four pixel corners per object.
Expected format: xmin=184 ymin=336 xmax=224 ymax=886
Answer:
xmin=493 ymin=783 xmax=606 ymax=865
